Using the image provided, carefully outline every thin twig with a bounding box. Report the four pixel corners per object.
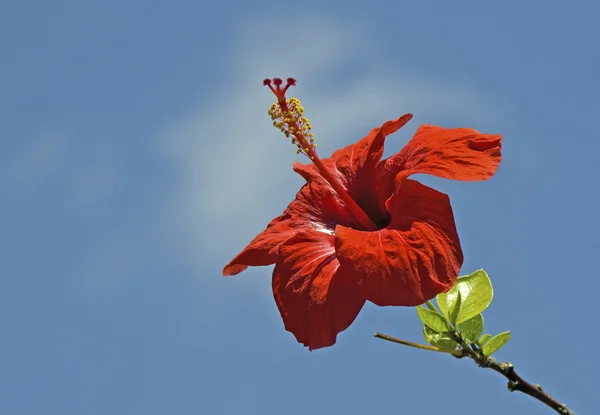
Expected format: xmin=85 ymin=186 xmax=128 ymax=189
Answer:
xmin=374 ymin=332 xmax=463 ymax=357
xmin=375 ymin=332 xmax=575 ymax=414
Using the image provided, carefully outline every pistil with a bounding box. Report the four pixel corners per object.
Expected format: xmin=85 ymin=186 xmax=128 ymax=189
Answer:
xmin=264 ymin=78 xmax=377 ymax=231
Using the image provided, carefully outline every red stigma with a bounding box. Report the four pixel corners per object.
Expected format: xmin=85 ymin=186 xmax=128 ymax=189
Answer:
xmin=263 ymin=78 xmax=297 ymax=103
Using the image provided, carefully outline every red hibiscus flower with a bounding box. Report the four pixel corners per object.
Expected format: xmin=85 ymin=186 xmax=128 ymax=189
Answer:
xmin=223 ymin=78 xmax=502 ymax=350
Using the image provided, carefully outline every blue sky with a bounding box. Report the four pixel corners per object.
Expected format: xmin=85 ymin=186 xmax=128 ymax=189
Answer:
xmin=1 ymin=1 xmax=598 ymax=414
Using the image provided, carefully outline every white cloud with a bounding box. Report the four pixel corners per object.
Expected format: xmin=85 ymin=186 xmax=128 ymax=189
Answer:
xmin=1 ymin=14 xmax=506 ymax=307
xmin=156 ymin=13 xmax=506 ymax=276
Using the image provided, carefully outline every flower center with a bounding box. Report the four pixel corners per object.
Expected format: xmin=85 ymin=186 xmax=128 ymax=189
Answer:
xmin=263 ymin=78 xmax=378 ymax=231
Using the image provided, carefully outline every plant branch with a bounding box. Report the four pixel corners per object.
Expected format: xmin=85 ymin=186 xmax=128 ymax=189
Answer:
xmin=465 ymin=348 xmax=575 ymax=414
xmin=374 ymin=332 xmax=463 ymax=357
xmin=375 ymin=331 xmax=575 ymax=414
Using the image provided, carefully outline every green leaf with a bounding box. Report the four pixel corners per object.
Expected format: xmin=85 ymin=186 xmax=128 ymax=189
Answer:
xmin=424 ymin=300 xmax=439 ymax=313
xmin=478 ymin=334 xmax=491 ymax=346
xmin=423 ymin=326 xmax=458 ymax=351
xmin=422 ymin=325 xmax=438 ymax=345
xmin=416 ymin=306 xmax=451 ymax=333
xmin=482 ymin=331 xmax=511 ymax=356
xmin=458 ymin=314 xmax=484 ymax=343
xmin=448 ymin=291 xmax=462 ymax=326
xmin=436 ymin=269 xmax=493 ymax=324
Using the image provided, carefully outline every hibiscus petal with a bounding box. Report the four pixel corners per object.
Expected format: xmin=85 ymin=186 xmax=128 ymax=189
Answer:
xmin=335 ymin=179 xmax=462 ymax=306
xmin=293 ymin=114 xmax=413 ymax=224
xmin=382 ymin=124 xmax=502 ymax=182
xmin=273 ymin=230 xmax=366 ymax=350
xmin=222 ymin=211 xmax=301 ymax=276
xmin=331 ymin=113 xmax=414 ymax=178
xmin=223 ymin=180 xmax=355 ymax=276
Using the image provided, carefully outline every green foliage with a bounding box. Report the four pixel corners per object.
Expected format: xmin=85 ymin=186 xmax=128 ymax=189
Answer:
xmin=458 ymin=314 xmax=484 ymax=343
xmin=481 ymin=331 xmax=511 ymax=356
xmin=437 ymin=269 xmax=493 ymax=325
xmin=448 ymin=291 xmax=462 ymax=326
xmin=413 ymin=269 xmax=511 ymax=359
xmin=478 ymin=334 xmax=491 ymax=346
xmin=423 ymin=326 xmax=458 ymax=351
xmin=417 ymin=304 xmax=457 ymax=350
xmin=416 ymin=306 xmax=451 ymax=332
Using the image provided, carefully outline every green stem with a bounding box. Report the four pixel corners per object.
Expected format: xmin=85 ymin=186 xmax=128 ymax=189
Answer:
xmin=374 ymin=332 xmax=463 ymax=357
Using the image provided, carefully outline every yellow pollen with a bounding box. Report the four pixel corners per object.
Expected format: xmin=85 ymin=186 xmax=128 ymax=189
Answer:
xmin=267 ymin=97 xmax=316 ymax=158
